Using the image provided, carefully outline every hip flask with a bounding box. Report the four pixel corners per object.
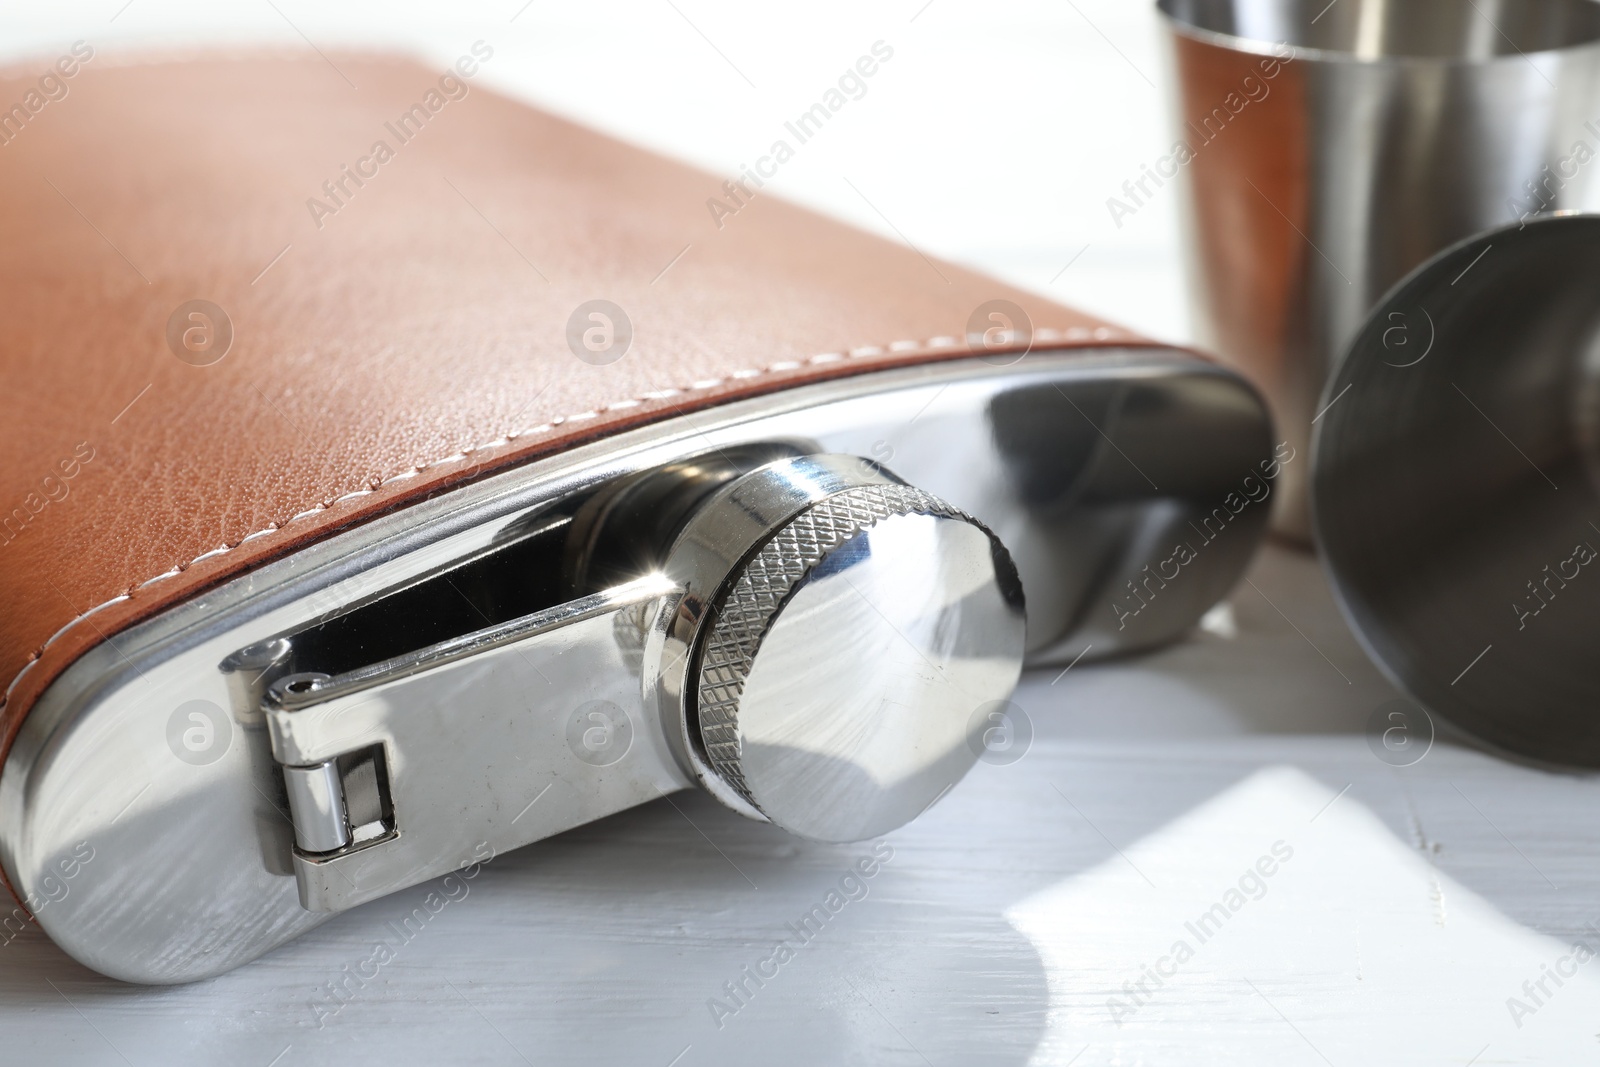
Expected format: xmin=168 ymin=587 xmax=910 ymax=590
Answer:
xmin=0 ymin=53 xmax=1273 ymax=981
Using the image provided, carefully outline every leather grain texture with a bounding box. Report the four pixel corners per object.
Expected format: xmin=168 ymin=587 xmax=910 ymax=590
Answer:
xmin=0 ymin=50 xmax=1162 ymax=788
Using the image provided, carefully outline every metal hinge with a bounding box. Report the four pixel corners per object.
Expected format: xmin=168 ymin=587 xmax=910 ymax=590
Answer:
xmin=281 ymin=744 xmax=393 ymax=853
xmin=247 ymin=573 xmax=683 ymax=912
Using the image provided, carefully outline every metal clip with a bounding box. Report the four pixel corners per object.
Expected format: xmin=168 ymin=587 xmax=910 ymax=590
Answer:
xmin=259 ymin=574 xmax=680 ymax=912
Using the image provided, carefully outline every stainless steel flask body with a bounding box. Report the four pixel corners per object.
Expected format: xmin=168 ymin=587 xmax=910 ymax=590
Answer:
xmin=1159 ymin=0 xmax=1600 ymax=539
xmin=2 ymin=351 xmax=1275 ymax=982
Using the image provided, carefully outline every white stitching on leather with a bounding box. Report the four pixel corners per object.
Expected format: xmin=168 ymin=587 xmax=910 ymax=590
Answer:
xmin=0 ymin=329 xmax=1131 ymax=714
xmin=137 ymin=568 xmax=183 ymax=589
xmin=239 ymin=526 xmax=280 ymax=544
xmin=43 ymin=616 xmax=85 ymax=650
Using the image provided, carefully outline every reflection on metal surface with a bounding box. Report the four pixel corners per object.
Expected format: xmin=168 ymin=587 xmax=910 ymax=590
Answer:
xmin=1314 ymin=215 xmax=1600 ymax=766
xmin=659 ymin=457 xmax=1027 ymax=844
xmin=264 ymin=576 xmax=677 ymax=913
xmin=260 ymin=451 xmax=1026 ymax=908
xmin=1159 ymin=0 xmax=1600 ymax=538
xmin=1 ymin=349 xmax=1273 ymax=982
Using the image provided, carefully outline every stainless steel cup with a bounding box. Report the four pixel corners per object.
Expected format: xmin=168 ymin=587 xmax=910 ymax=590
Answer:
xmin=1313 ymin=215 xmax=1600 ymax=767
xmin=1157 ymin=0 xmax=1600 ymax=540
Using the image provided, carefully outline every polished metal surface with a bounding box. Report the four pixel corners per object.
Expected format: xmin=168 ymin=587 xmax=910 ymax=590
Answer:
xmin=268 ymin=577 xmax=680 ymax=913
xmin=643 ymin=453 xmax=909 ymax=822
xmin=1159 ymin=0 xmax=1600 ymax=539
xmin=0 ymin=349 xmax=1274 ymax=982
xmin=706 ymin=507 xmax=1023 ymax=841
xmin=1313 ymin=214 xmax=1600 ymax=767
xmin=281 ymin=761 xmax=350 ymax=854
xmin=265 ymin=454 xmax=1020 ymax=907
xmin=658 ymin=458 xmax=1026 ymax=842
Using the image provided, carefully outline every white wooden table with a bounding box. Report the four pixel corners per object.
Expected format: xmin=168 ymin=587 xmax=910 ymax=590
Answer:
xmin=4 ymin=3 xmax=1597 ymax=1064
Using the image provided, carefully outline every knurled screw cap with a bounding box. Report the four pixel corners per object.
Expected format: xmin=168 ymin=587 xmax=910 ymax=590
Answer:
xmin=693 ymin=482 xmax=1026 ymax=842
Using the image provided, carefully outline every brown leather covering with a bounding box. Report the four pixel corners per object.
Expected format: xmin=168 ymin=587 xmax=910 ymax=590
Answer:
xmin=1172 ymin=35 xmax=1308 ymax=381
xmin=1168 ymin=34 xmax=1312 ymax=539
xmin=0 ymin=51 xmax=1159 ymax=779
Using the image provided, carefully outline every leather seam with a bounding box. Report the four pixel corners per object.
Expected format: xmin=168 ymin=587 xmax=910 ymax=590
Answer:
xmin=0 ymin=324 xmax=1132 ymax=714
